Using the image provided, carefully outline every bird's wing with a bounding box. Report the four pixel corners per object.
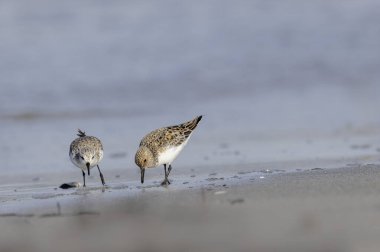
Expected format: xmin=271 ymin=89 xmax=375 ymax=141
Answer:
xmin=140 ymin=116 xmax=202 ymax=148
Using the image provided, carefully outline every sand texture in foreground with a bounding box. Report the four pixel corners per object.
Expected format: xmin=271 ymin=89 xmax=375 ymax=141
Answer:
xmin=1 ymin=164 xmax=380 ymax=252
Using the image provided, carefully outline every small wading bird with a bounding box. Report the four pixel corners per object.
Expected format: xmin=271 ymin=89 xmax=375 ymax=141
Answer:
xmin=69 ymin=129 xmax=105 ymax=187
xmin=135 ymin=115 xmax=202 ymax=186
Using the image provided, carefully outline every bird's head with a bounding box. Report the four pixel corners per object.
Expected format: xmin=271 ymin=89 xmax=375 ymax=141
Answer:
xmin=135 ymin=146 xmax=155 ymax=183
xmin=75 ymin=148 xmax=98 ymax=175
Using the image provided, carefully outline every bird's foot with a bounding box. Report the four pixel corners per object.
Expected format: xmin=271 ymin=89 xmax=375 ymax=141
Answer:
xmin=161 ymin=179 xmax=171 ymax=186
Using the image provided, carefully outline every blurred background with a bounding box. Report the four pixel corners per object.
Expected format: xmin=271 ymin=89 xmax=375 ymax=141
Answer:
xmin=1 ymin=0 xmax=380 ymax=176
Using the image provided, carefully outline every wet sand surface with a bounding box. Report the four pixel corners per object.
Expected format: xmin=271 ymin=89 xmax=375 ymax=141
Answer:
xmin=2 ymin=165 xmax=380 ymax=252
xmin=2 ymin=0 xmax=380 ymax=251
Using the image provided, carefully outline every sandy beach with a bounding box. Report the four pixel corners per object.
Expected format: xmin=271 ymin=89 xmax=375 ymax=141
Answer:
xmin=1 ymin=0 xmax=380 ymax=251
xmin=2 ymin=164 xmax=380 ymax=252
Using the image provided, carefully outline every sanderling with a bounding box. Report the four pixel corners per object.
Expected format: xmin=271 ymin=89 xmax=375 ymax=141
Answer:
xmin=69 ymin=129 xmax=105 ymax=187
xmin=135 ymin=115 xmax=202 ymax=185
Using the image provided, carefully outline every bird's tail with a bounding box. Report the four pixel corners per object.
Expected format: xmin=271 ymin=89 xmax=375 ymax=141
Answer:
xmin=77 ymin=129 xmax=86 ymax=137
xmin=182 ymin=115 xmax=203 ymax=131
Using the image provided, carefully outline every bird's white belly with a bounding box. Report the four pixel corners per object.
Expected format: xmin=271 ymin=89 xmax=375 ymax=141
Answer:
xmin=158 ymin=140 xmax=188 ymax=166
xmin=69 ymin=150 xmax=103 ymax=171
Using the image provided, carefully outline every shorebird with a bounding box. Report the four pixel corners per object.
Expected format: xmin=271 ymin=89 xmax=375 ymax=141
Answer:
xmin=69 ymin=129 xmax=105 ymax=187
xmin=135 ymin=115 xmax=202 ymax=185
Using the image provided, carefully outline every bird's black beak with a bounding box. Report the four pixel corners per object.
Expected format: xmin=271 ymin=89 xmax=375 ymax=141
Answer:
xmin=86 ymin=163 xmax=90 ymax=175
xmin=141 ymin=168 xmax=145 ymax=184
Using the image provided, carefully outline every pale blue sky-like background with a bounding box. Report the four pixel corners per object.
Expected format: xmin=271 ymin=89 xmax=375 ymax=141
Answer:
xmin=1 ymin=0 xmax=380 ymax=175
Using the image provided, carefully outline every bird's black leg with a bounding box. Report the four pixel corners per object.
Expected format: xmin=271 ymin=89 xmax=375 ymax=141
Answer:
xmin=161 ymin=164 xmax=171 ymax=186
xmin=164 ymin=164 xmax=168 ymax=182
xmin=97 ymin=165 xmax=105 ymax=186
xmin=168 ymin=164 xmax=172 ymax=176
xmin=82 ymin=170 xmax=86 ymax=187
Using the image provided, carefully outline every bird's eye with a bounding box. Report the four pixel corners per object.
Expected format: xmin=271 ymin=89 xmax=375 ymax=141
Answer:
xmin=80 ymin=156 xmax=84 ymax=160
xmin=144 ymin=159 xmax=147 ymax=163
xmin=92 ymin=156 xmax=95 ymax=160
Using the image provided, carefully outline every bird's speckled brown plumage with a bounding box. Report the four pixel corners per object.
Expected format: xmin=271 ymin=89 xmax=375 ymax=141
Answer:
xmin=69 ymin=129 xmax=105 ymax=187
xmin=135 ymin=116 xmax=202 ymax=185
xmin=70 ymin=136 xmax=103 ymax=160
xmin=138 ymin=115 xmax=202 ymax=164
